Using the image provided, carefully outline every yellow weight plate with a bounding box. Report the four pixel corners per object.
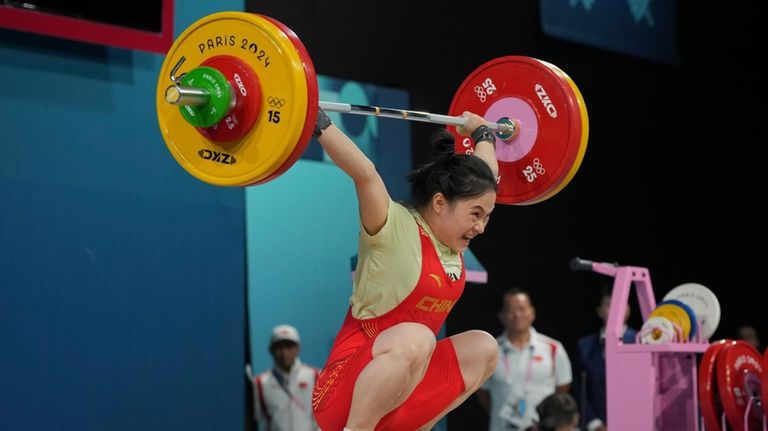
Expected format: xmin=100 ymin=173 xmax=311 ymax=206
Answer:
xmin=525 ymin=61 xmax=589 ymax=204
xmin=648 ymin=302 xmax=692 ymax=342
xmin=241 ymin=14 xmax=318 ymax=186
xmin=156 ymin=12 xmax=314 ymax=186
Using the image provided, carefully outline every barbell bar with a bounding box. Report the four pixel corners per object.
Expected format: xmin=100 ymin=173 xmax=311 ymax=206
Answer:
xmin=165 ymin=82 xmax=519 ymax=138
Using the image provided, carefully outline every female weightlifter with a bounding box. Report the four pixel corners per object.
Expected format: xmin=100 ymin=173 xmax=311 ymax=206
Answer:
xmin=311 ymin=108 xmax=500 ymax=431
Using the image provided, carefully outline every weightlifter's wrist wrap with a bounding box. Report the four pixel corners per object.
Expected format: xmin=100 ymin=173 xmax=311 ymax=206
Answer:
xmin=471 ymin=125 xmax=496 ymax=148
xmin=313 ymin=108 xmax=332 ymax=138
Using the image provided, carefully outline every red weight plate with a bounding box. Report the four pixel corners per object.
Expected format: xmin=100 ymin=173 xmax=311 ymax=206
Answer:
xmin=448 ymin=56 xmax=585 ymax=205
xmin=199 ymin=55 xmax=262 ymax=143
xmin=698 ymin=339 xmax=732 ymax=431
xmin=523 ymin=62 xmax=589 ymax=205
xmin=763 ymin=348 xmax=768 ymax=425
xmin=717 ymin=340 xmax=764 ymax=430
xmin=245 ymin=14 xmax=319 ymax=186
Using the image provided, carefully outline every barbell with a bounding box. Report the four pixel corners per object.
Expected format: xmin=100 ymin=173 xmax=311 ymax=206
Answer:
xmin=156 ymin=12 xmax=589 ymax=205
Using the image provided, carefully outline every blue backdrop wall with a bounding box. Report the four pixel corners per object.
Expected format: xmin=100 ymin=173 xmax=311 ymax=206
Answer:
xmin=1 ymin=3 xmax=421 ymax=429
xmin=1 ymin=1 xmax=246 ymax=430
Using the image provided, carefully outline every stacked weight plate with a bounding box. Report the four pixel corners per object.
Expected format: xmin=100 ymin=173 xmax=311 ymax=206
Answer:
xmin=639 ymin=282 xmax=720 ymax=344
xmin=698 ymin=340 xmax=766 ymax=430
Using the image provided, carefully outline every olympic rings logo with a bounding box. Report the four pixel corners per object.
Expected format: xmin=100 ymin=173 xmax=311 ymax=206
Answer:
xmin=474 ymin=78 xmax=496 ymax=103
xmin=474 ymin=86 xmax=487 ymax=102
xmin=267 ymin=96 xmax=286 ymax=108
xmin=523 ymin=158 xmax=545 ymax=183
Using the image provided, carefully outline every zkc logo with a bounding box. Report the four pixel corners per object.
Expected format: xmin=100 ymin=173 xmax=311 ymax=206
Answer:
xmin=198 ymin=149 xmax=237 ymax=165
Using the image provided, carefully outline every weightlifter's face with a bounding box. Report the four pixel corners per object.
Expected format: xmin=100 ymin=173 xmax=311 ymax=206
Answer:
xmin=433 ymin=191 xmax=496 ymax=252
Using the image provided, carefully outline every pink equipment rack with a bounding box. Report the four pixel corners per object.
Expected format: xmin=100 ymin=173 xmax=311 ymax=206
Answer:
xmin=572 ymin=258 xmax=710 ymax=430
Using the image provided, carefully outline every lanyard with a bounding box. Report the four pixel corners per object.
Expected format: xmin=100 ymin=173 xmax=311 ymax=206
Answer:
xmin=503 ymin=344 xmax=535 ymax=396
xmin=271 ymin=368 xmax=308 ymax=412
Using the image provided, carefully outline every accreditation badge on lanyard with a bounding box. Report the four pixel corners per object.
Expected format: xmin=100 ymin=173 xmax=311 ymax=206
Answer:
xmin=498 ymin=344 xmax=535 ymax=427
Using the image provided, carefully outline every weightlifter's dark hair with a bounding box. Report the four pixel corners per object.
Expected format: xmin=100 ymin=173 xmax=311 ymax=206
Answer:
xmin=407 ymin=129 xmax=497 ymax=209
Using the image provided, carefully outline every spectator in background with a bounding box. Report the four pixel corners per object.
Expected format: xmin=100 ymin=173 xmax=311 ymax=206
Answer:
xmin=246 ymin=324 xmax=320 ymax=431
xmin=737 ymin=323 xmax=762 ymax=352
xmin=477 ymin=288 xmax=573 ymax=431
xmin=572 ymin=284 xmax=637 ymax=431
xmin=531 ymin=393 xmax=580 ymax=431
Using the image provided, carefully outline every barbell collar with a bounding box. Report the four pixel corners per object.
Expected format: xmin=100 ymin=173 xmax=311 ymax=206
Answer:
xmin=165 ymin=84 xmax=211 ymax=106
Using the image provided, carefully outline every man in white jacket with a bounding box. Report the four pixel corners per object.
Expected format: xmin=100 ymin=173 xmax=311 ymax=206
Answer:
xmin=248 ymin=324 xmax=321 ymax=431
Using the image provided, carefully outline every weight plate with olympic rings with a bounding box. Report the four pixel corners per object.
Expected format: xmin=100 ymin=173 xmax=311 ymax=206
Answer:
xmin=156 ymin=12 xmax=317 ymax=186
xmin=448 ymin=56 xmax=588 ymax=205
xmin=242 ymin=14 xmax=319 ymax=186
xmin=522 ymin=60 xmax=589 ymax=204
